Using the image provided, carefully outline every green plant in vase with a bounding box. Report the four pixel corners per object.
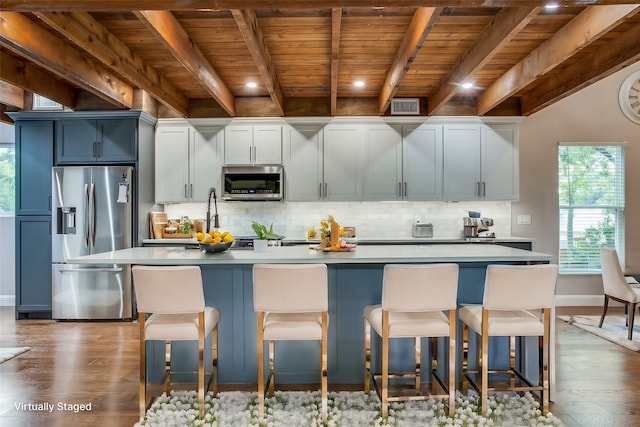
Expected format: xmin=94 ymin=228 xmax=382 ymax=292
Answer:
xmin=251 ymin=221 xmax=278 ymax=240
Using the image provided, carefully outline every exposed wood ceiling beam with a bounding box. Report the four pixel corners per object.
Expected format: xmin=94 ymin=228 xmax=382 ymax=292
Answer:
xmin=0 ymin=79 xmax=24 ymax=108
xmin=135 ymin=10 xmax=236 ymax=117
xmin=330 ymin=8 xmax=341 ymax=117
xmin=378 ymin=7 xmax=440 ymax=115
xmin=428 ymin=6 xmax=541 ymax=115
xmin=476 ymin=4 xmax=640 ymax=115
xmin=231 ymin=9 xmax=284 ymax=117
xmin=35 ymin=11 xmax=189 ymax=117
xmin=0 ymin=51 xmax=76 ymax=108
xmin=521 ymin=22 xmax=640 ymax=115
xmin=3 ymin=1 xmax=639 ymax=12
xmin=0 ymin=12 xmax=132 ymax=108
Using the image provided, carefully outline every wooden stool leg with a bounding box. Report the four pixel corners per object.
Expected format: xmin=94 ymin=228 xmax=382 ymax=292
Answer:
xmin=381 ymin=310 xmax=389 ymax=419
xmin=320 ymin=311 xmax=328 ymax=421
xmin=139 ymin=315 xmax=147 ymax=420
xmin=257 ymin=312 xmax=265 ymax=419
xmin=364 ymin=318 xmax=371 ymax=392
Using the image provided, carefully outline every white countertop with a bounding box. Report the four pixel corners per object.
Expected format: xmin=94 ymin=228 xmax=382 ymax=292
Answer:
xmin=142 ymin=236 xmax=535 ymax=245
xmin=69 ymin=244 xmax=552 ymax=265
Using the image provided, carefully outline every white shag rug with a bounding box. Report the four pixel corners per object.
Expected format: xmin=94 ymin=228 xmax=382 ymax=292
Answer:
xmin=135 ymin=390 xmax=565 ymax=427
xmin=0 ymin=347 xmax=29 ymax=364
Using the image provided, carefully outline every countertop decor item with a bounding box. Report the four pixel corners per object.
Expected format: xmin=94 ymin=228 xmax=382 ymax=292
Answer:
xmin=199 ymin=241 xmax=232 ymax=253
xmin=251 ymin=221 xmax=279 ymax=240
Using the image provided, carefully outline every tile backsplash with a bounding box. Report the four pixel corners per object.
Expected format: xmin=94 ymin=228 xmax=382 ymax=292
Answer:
xmin=164 ymin=200 xmax=512 ymax=240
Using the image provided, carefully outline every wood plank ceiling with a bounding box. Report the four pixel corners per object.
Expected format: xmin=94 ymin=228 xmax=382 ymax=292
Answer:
xmin=1 ymin=1 xmax=639 ymax=120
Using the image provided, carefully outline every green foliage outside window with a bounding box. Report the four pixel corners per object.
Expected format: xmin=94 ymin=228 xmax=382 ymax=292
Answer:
xmin=0 ymin=145 xmax=15 ymax=213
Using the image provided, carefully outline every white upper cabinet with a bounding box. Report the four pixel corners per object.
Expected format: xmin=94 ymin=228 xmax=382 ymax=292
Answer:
xmin=155 ymin=124 xmax=223 ymax=203
xmin=442 ymin=122 xmax=518 ymax=201
xmin=362 ymin=124 xmax=402 ymax=201
xmin=283 ymin=125 xmax=324 ymax=201
xmin=402 ymin=124 xmax=443 ymax=200
xmin=323 ymin=124 xmax=364 ymax=201
xmin=482 ymin=124 xmax=518 ymax=200
xmin=224 ymin=125 xmax=282 ymax=165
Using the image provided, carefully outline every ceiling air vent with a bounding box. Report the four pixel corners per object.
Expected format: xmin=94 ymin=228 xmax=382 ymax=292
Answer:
xmin=390 ymin=98 xmax=419 ymax=115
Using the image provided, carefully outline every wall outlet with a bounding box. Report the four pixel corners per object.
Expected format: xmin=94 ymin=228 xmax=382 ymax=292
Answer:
xmin=517 ymin=214 xmax=532 ymax=225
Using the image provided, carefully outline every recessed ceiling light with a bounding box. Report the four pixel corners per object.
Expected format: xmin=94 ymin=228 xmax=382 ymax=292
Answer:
xmin=461 ymin=82 xmax=473 ymax=89
xmin=246 ymin=82 xmax=257 ymax=88
xmin=544 ymin=3 xmax=559 ymax=10
xmin=354 ymin=81 xmax=365 ymax=87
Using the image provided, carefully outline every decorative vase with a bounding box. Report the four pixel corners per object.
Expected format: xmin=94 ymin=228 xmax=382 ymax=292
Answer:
xmin=253 ymin=239 xmax=268 ymax=252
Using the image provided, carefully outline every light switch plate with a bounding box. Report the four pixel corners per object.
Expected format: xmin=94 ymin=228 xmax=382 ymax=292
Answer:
xmin=517 ymin=214 xmax=532 ymax=225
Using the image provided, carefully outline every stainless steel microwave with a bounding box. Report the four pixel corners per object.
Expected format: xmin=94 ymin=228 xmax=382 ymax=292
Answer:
xmin=221 ymin=165 xmax=284 ymax=201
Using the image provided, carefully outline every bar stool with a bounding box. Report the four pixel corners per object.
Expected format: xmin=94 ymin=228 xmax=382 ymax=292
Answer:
xmin=132 ymin=265 xmax=220 ymax=419
xmin=363 ymin=263 xmax=459 ymax=419
xmin=252 ymin=263 xmax=328 ymax=420
xmin=459 ymin=264 xmax=558 ymax=415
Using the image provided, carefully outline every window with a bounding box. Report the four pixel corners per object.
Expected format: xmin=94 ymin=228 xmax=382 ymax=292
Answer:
xmin=558 ymin=144 xmax=625 ymax=273
xmin=0 ymin=142 xmax=15 ymax=213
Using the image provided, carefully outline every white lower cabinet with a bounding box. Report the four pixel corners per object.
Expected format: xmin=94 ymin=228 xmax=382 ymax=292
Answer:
xmin=155 ymin=124 xmax=223 ymax=203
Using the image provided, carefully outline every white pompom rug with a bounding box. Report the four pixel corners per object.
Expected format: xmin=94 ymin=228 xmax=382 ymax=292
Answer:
xmin=0 ymin=347 xmax=29 ymax=364
xmin=135 ymin=390 xmax=565 ymax=427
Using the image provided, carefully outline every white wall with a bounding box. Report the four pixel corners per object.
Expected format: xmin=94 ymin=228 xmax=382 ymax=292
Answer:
xmin=513 ymin=61 xmax=640 ymax=302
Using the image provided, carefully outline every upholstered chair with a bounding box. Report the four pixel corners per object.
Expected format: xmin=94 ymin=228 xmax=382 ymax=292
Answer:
xmin=132 ymin=265 xmax=219 ymax=419
xmin=363 ymin=263 xmax=459 ymax=419
xmin=599 ymin=247 xmax=640 ymax=340
xmin=458 ymin=264 xmax=558 ymax=415
xmin=252 ymin=263 xmax=329 ymax=420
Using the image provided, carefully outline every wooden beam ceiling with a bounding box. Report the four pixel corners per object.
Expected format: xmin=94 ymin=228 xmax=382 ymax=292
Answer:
xmin=427 ymin=6 xmax=541 ymax=115
xmin=521 ymin=21 xmax=640 ymax=115
xmin=0 ymin=51 xmax=76 ymax=108
xmin=0 ymin=79 xmax=24 ymax=108
xmin=231 ymin=9 xmax=285 ymax=116
xmin=477 ymin=4 xmax=640 ymax=115
xmin=378 ymin=7 xmax=440 ymax=115
xmin=135 ymin=10 xmax=236 ymax=116
xmin=330 ymin=8 xmax=342 ymax=117
xmin=3 ymin=1 xmax=639 ymax=12
xmin=0 ymin=11 xmax=133 ymax=108
xmin=34 ymin=11 xmax=189 ymax=117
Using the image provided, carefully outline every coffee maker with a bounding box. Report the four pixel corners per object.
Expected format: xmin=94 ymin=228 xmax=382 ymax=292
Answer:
xmin=463 ymin=211 xmax=495 ymax=238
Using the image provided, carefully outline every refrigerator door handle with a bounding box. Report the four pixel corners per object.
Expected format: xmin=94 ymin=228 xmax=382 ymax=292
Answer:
xmin=57 ymin=267 xmax=124 ymax=273
xmin=91 ymin=182 xmax=97 ymax=247
xmin=84 ymin=183 xmax=90 ymax=247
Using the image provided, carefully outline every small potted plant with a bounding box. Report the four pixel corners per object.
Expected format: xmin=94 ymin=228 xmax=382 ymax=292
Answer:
xmin=251 ymin=221 xmax=278 ymax=251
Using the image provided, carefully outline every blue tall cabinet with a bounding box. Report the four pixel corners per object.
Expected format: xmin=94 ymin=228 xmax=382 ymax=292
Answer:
xmin=9 ymin=111 xmax=157 ymax=319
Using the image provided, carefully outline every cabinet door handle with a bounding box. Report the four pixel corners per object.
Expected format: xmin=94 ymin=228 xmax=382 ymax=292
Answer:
xmin=190 ymin=184 xmax=193 ymax=199
xmin=397 ymin=182 xmax=402 ymax=197
xmin=324 ymin=183 xmax=328 ymax=199
xmin=184 ymin=184 xmax=188 ymax=199
xmin=249 ymin=146 xmax=252 ymax=163
xmin=253 ymin=146 xmax=257 ymax=163
xmin=92 ymin=142 xmax=97 ymax=158
xmin=96 ymin=142 xmax=102 ymax=158
xmin=319 ymin=183 xmax=323 ymax=198
xmin=476 ymin=182 xmax=481 ymax=197
xmin=482 ymin=182 xmax=486 ymax=197
xmin=404 ymin=182 xmax=407 ymax=198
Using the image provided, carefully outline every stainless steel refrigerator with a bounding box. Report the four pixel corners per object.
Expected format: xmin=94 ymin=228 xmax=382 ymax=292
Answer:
xmin=52 ymin=166 xmax=134 ymax=320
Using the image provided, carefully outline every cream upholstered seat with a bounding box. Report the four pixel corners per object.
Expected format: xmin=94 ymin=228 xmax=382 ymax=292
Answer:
xmin=599 ymin=248 xmax=640 ymax=340
xmin=252 ymin=263 xmax=328 ymax=420
xmin=459 ymin=264 xmax=558 ymax=416
xmin=364 ymin=264 xmax=459 ymax=419
xmin=132 ymin=265 xmax=219 ymax=419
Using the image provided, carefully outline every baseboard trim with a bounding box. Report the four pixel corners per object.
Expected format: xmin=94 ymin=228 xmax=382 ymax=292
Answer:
xmin=0 ymin=295 xmax=15 ymax=307
xmin=555 ymin=294 xmax=616 ymax=307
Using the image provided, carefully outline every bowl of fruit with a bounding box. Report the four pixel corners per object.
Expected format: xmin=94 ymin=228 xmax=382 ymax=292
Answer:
xmin=197 ymin=230 xmax=234 ymax=253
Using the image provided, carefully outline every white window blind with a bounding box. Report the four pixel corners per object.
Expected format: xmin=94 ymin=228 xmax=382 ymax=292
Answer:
xmin=558 ymin=144 xmax=625 ymax=272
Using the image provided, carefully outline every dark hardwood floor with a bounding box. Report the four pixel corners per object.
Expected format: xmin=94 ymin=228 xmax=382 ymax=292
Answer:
xmin=1 ymin=306 xmax=639 ymax=427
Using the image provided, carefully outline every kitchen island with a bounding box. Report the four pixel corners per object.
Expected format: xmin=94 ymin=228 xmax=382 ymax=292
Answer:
xmin=69 ymin=244 xmax=554 ymax=392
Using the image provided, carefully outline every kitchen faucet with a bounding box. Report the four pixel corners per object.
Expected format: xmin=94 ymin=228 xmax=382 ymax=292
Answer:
xmin=206 ymin=187 xmax=220 ymax=233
